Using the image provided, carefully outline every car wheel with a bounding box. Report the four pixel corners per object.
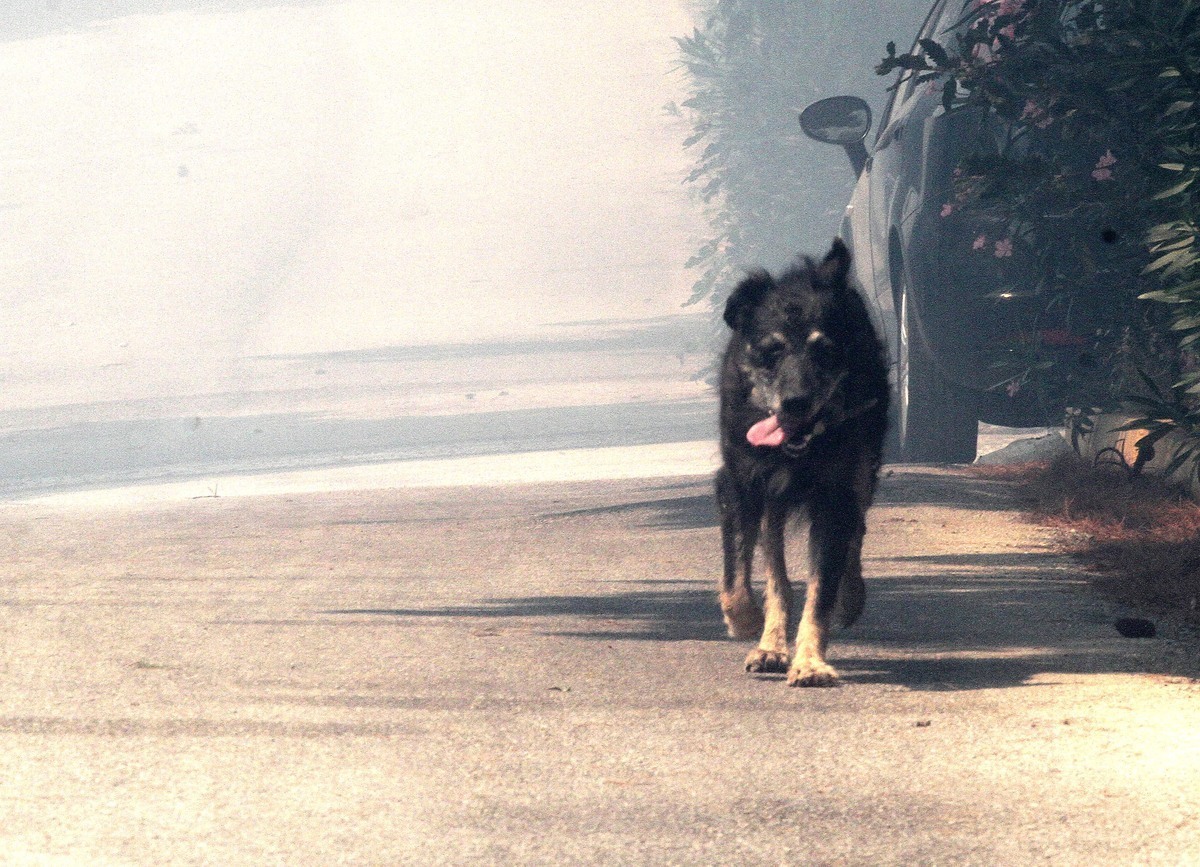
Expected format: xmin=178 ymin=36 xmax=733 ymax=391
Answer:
xmin=896 ymin=279 xmax=978 ymax=463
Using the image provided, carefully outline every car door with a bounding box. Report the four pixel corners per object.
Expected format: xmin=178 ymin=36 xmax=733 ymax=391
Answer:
xmin=862 ymin=0 xmax=950 ymax=366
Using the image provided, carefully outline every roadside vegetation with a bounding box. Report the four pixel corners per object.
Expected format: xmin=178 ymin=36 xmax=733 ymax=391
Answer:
xmin=673 ymin=0 xmax=928 ymax=327
xmin=892 ymin=1 xmax=1200 ymax=624
xmin=881 ymin=0 xmax=1200 ymax=473
xmin=678 ymin=2 xmax=1200 ymax=450
xmin=974 ymin=457 xmax=1200 ymax=622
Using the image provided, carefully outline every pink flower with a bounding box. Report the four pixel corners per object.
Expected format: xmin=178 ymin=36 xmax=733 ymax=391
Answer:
xmin=998 ymin=24 xmax=1016 ymax=40
xmin=1020 ymin=99 xmax=1054 ymax=129
xmin=940 ymin=203 xmax=955 ymax=217
xmin=994 ymin=238 xmax=1014 ymax=257
xmin=973 ymin=234 xmax=987 ymax=251
xmin=1092 ymin=151 xmax=1116 ymax=181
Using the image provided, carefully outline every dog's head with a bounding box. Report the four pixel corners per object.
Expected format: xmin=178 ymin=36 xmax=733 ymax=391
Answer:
xmin=724 ymin=239 xmax=861 ymax=451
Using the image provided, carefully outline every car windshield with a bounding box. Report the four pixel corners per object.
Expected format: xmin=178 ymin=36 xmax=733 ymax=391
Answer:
xmin=931 ymin=1 xmax=972 ymax=43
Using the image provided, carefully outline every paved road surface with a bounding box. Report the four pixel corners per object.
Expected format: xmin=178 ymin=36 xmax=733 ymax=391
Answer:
xmin=1 ymin=466 xmax=1197 ymax=864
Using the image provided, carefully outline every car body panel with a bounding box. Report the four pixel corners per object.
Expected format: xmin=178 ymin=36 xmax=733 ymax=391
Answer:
xmin=816 ymin=0 xmax=1049 ymax=427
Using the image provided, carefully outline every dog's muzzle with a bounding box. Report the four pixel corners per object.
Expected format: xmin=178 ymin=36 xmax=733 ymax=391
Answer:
xmin=779 ymin=395 xmax=879 ymax=454
xmin=747 ymin=370 xmax=880 ymax=454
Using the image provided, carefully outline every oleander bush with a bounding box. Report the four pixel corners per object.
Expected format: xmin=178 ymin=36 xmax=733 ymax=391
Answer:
xmin=880 ymin=0 xmax=1200 ymax=470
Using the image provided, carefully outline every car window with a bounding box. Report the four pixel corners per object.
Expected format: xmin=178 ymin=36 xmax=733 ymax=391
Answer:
xmin=890 ymin=0 xmax=983 ymax=119
xmin=930 ymin=0 xmax=974 ymax=44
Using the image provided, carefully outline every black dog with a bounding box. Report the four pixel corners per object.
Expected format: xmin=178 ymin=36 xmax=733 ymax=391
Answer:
xmin=716 ymin=239 xmax=888 ymax=686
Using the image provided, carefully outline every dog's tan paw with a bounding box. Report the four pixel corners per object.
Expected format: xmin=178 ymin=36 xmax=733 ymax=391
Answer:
xmin=744 ymin=648 xmax=789 ymax=673
xmin=786 ymin=660 xmax=840 ymax=687
xmin=720 ymin=590 xmax=765 ymax=640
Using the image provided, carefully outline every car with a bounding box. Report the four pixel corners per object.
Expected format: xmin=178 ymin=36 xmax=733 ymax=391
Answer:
xmin=799 ymin=0 xmax=1060 ymax=462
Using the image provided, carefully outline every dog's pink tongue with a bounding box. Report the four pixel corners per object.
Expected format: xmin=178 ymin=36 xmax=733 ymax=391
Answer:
xmin=747 ymin=415 xmax=787 ymax=447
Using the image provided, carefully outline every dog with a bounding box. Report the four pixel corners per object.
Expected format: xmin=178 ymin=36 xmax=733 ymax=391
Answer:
xmin=716 ymin=238 xmax=888 ymax=686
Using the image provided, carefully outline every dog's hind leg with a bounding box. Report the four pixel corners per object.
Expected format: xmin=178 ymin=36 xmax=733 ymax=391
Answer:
xmin=789 ymin=491 xmax=861 ymax=687
xmin=744 ymin=503 xmax=792 ymax=673
xmin=834 ymin=532 xmax=866 ymax=628
xmin=716 ymin=467 xmax=764 ymax=640
xmin=835 ymin=456 xmax=879 ymax=628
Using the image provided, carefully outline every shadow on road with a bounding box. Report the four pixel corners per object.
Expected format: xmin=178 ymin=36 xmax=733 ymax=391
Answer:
xmin=328 ymin=568 xmax=1152 ymax=694
xmin=538 ymin=468 xmax=1028 ymax=532
xmin=328 ymin=569 xmax=1144 ymax=691
xmin=321 ymin=468 xmax=1166 ymax=692
xmin=327 ymin=585 xmax=728 ymax=643
xmin=542 ymin=495 xmax=718 ymax=530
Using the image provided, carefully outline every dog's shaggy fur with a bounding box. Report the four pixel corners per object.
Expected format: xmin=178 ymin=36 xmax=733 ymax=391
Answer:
xmin=716 ymin=239 xmax=888 ymax=686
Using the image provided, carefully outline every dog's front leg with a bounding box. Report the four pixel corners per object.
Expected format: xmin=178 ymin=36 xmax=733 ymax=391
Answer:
xmin=789 ymin=495 xmax=859 ymax=687
xmin=744 ymin=504 xmax=792 ymax=673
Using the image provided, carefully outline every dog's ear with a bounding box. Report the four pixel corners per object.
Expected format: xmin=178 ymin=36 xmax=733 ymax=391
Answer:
xmin=724 ymin=270 xmax=773 ymax=331
xmin=813 ymin=238 xmax=851 ymax=290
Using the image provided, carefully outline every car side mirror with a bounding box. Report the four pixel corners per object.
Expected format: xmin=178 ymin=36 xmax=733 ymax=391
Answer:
xmin=799 ymin=96 xmax=872 ymax=178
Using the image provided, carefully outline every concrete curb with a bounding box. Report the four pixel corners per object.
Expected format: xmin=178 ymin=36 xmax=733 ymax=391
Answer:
xmin=974 ymin=431 xmax=1072 ymax=465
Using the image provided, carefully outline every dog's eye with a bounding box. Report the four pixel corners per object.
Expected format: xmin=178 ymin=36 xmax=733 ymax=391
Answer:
xmin=807 ymin=332 xmax=836 ymax=363
xmin=752 ymin=341 xmax=785 ymax=366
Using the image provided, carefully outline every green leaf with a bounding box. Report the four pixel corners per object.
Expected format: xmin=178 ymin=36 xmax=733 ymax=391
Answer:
xmin=1112 ymin=417 xmax=1167 ymax=431
xmin=1146 ymin=249 xmax=1193 ymax=273
xmin=942 ymin=78 xmax=958 ymax=112
xmin=1135 ymin=428 xmax=1175 ymax=453
xmin=1148 ymin=221 xmax=1197 ymax=243
xmin=919 ymin=38 xmax=951 ymax=68
xmin=1169 ymin=315 xmax=1200 ymax=331
xmin=1152 ymin=237 xmax=1196 ymax=253
xmin=876 ymin=57 xmax=901 ymax=76
xmin=1163 ymin=448 xmax=1197 ymax=479
xmin=1138 ymin=369 xmax=1168 ymax=401
xmin=1154 ymin=175 xmax=1199 ymax=200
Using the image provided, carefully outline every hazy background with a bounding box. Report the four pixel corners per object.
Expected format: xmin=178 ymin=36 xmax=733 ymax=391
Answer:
xmin=0 ymin=1 xmax=928 ymax=497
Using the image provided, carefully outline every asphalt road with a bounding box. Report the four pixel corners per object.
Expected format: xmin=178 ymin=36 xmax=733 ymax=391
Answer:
xmin=1 ymin=466 xmax=1198 ymax=865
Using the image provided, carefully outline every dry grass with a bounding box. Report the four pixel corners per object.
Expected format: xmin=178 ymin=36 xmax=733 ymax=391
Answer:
xmin=971 ymin=456 xmax=1200 ymax=620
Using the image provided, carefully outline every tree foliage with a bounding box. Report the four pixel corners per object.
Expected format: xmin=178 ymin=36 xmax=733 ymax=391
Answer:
xmin=674 ymin=1 xmax=928 ymax=329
